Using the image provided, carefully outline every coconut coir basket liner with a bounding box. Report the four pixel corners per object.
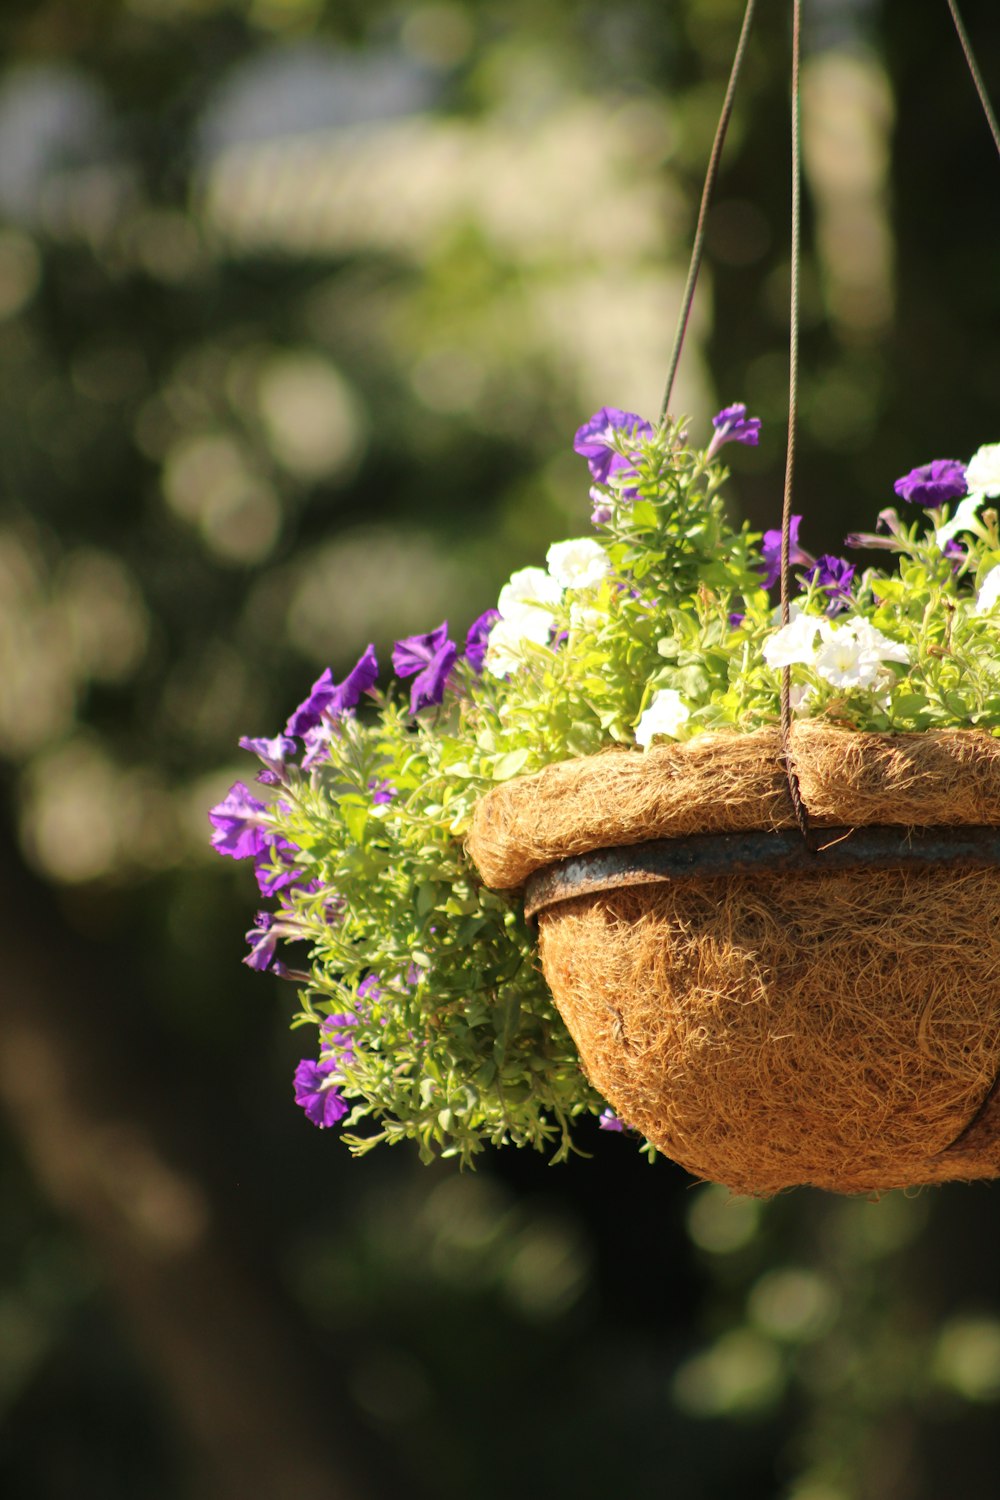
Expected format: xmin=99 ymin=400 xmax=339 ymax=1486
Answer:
xmin=466 ymin=723 xmax=1000 ymax=1195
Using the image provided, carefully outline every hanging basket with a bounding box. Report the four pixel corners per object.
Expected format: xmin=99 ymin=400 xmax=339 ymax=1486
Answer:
xmin=467 ymin=722 xmax=1000 ymax=1194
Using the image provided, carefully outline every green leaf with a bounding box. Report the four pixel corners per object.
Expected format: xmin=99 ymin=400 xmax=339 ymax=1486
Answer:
xmin=491 ymin=748 xmax=530 ymax=781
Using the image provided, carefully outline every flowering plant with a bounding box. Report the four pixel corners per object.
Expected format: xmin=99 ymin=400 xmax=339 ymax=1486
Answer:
xmin=210 ymin=406 xmax=1000 ymax=1164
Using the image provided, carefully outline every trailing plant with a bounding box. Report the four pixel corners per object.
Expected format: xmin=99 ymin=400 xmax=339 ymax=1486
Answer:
xmin=209 ymin=405 xmax=1000 ymax=1163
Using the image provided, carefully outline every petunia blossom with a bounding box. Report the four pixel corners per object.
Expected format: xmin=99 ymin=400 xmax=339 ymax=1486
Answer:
xmin=598 ymin=1108 xmax=625 ymax=1132
xmin=244 ymin=911 xmax=278 ymax=971
xmin=285 ymin=645 xmax=378 ymax=737
xmin=254 ymin=834 xmax=302 ymax=896
xmin=893 ymin=459 xmax=967 ymax=508
xmin=759 ymin=516 xmax=813 ymax=589
xmin=706 ymin=402 xmax=761 ymax=458
xmin=209 ymin=782 xmax=270 ymax=860
xmin=392 ymin=623 xmax=458 ymax=714
xmin=762 ymin=611 xmax=826 ymax=669
xmin=804 ymin=554 xmax=855 ymax=614
xmin=635 ymin=689 xmax=690 ymax=748
xmin=573 ymin=407 xmax=653 ymax=486
xmin=965 ymin=443 xmax=1000 ymax=499
xmin=238 ymin=734 xmax=297 ymax=785
xmin=546 ymin=537 xmax=610 ymax=591
xmin=497 ymin=566 xmax=563 ymax=618
xmin=293 ymin=1057 xmax=349 ymax=1129
xmin=974 ymin=565 xmax=1000 ymax=615
xmin=464 ymin=609 xmax=500 ymax=673
xmin=813 ymin=619 xmax=909 ymax=690
xmin=934 ymin=493 xmax=985 ymax=548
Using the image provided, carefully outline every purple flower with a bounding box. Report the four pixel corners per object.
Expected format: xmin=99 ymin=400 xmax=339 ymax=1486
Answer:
xmin=208 ymin=782 xmax=270 ymax=860
xmin=293 ymin=1057 xmax=349 ymax=1129
xmin=803 ymin=554 xmax=856 ymax=614
xmin=759 ymin=516 xmax=813 ymax=590
xmin=254 ymin=834 xmax=302 ymax=896
xmin=589 ymin=488 xmax=612 ymax=526
xmin=285 ymin=645 xmax=378 ymax=738
xmin=368 ymin=776 xmax=396 ymax=805
xmin=357 ymin=974 xmax=382 ymax=1003
xmin=893 ymin=459 xmax=967 ymax=508
xmin=321 ymin=1012 xmax=359 ymax=1059
xmin=573 ymin=407 xmax=653 ymax=486
xmin=238 ymin=734 xmax=297 ymax=785
xmin=392 ymin=623 xmax=458 ymax=714
xmin=728 ymin=611 xmax=745 ymax=629
xmin=707 ymin=402 xmax=762 ymax=457
xmin=598 ymin=1108 xmax=625 ymax=1133
xmin=464 ymin=610 xmax=500 ymax=674
xmin=244 ymin=911 xmax=278 ymax=971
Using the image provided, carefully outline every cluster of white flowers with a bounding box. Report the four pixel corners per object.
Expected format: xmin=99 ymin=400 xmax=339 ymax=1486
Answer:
xmin=484 ymin=537 xmax=609 ymax=677
xmin=763 ymin=611 xmax=910 ymax=695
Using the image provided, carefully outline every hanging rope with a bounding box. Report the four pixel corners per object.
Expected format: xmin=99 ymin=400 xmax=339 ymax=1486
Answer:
xmin=946 ymin=0 xmax=1000 ymax=160
xmin=779 ymin=0 xmax=812 ymax=845
xmin=659 ymin=0 xmax=757 ymax=422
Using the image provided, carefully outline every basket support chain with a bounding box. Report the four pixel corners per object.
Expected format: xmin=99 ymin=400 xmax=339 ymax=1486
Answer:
xmin=946 ymin=0 xmax=1000 ymax=161
xmin=658 ymin=0 xmax=757 ymax=423
xmin=779 ymin=0 xmax=813 ymax=849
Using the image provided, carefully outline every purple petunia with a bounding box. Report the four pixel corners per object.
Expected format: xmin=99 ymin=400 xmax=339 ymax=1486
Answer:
xmin=321 ymin=1011 xmax=359 ymax=1059
xmin=707 ymin=402 xmax=762 ymax=458
xmin=208 ymin=782 xmax=270 ymax=860
xmin=293 ymin=1057 xmax=350 ymax=1129
xmin=285 ymin=645 xmax=378 ymax=738
xmin=357 ymin=973 xmax=382 ymax=1003
xmin=238 ymin=734 xmax=297 ymax=786
xmin=574 ymin=407 xmax=653 ymax=488
xmin=893 ymin=459 xmax=967 ymax=508
xmin=464 ymin=610 xmax=500 ymax=674
xmin=598 ymin=1108 xmax=625 ymax=1133
xmin=392 ymin=623 xmax=459 ymax=714
xmin=804 ymin=554 xmax=856 ymax=614
xmin=254 ymin=834 xmax=302 ymax=896
xmin=244 ymin=911 xmax=278 ymax=971
xmin=368 ymin=777 xmax=396 ymax=805
xmin=759 ymin=516 xmax=813 ymax=590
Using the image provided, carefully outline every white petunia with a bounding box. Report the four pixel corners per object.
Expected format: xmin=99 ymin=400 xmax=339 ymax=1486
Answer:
xmin=546 ymin=537 xmax=610 ymax=591
xmin=935 ymin=493 xmax=984 ymax=547
xmin=483 ymin=614 xmax=549 ymax=677
xmin=497 ymin=565 xmax=563 ymax=618
xmin=965 ymin=443 xmax=1000 ymax=499
xmin=813 ymin=617 xmax=910 ymax=689
xmin=975 ymin=564 xmax=1000 ymax=615
xmin=762 ymin=612 xmax=827 ymax=669
xmin=569 ymin=601 xmax=606 ymax=630
xmin=635 ymin=689 xmax=690 ymax=748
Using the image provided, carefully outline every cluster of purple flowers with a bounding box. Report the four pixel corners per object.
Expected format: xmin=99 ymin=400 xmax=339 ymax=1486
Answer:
xmin=209 ymin=610 xmax=500 ymax=1129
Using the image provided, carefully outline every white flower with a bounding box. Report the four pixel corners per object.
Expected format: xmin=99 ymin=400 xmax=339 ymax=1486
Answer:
xmin=483 ymin=607 xmax=555 ymax=677
xmin=965 ymin=443 xmax=1000 ymax=499
xmin=635 ymin=689 xmax=690 ymax=748
xmin=762 ymin=612 xmax=827 ymax=669
xmin=975 ymin=564 xmax=1000 ymax=614
xmin=488 ymin=566 xmax=563 ymax=674
xmin=546 ymin=537 xmax=610 ymax=591
xmin=497 ymin=565 xmax=562 ymax=618
xmin=569 ymin=601 xmax=605 ymax=630
xmin=813 ymin=617 xmax=910 ymax=689
xmin=935 ymin=493 xmax=984 ymax=547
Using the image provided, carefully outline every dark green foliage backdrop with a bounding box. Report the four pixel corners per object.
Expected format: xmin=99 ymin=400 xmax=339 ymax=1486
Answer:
xmin=1 ymin=2 xmax=1000 ymax=1497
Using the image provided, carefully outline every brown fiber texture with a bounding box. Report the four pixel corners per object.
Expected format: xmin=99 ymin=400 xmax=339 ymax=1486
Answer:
xmin=467 ymin=727 xmax=1000 ymax=1193
xmin=466 ymin=724 xmax=1000 ymax=890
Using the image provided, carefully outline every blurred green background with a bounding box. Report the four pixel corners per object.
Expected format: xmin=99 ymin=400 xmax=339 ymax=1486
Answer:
xmin=1 ymin=1 xmax=1000 ymax=1496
